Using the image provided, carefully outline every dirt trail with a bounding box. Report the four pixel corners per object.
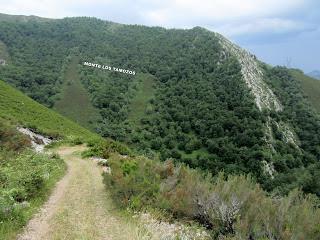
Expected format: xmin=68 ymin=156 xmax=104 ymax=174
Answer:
xmin=17 ymin=145 xmax=141 ymax=240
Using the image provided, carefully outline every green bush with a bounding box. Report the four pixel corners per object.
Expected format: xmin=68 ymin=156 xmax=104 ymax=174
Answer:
xmin=67 ymin=136 xmax=84 ymax=146
xmin=0 ymin=121 xmax=31 ymax=152
xmin=0 ymin=150 xmax=66 ymax=228
xmin=103 ymin=154 xmax=161 ymax=209
xmin=82 ymin=138 xmax=132 ymax=159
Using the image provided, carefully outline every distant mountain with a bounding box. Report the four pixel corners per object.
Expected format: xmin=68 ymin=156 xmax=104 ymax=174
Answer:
xmin=308 ymin=70 xmax=320 ymax=80
xmin=290 ymin=69 xmax=320 ymax=113
xmin=0 ymin=13 xmax=320 ymax=196
xmin=0 ymin=12 xmax=51 ymax=22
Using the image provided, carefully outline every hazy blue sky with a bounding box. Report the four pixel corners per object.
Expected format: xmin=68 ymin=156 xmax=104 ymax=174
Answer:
xmin=1 ymin=0 xmax=319 ymax=72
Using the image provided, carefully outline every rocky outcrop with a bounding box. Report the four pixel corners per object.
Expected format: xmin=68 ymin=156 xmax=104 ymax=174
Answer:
xmin=214 ymin=34 xmax=301 ymax=173
xmin=17 ymin=127 xmax=52 ymax=152
xmin=274 ymin=121 xmax=300 ymax=148
xmin=215 ymin=33 xmax=282 ymax=112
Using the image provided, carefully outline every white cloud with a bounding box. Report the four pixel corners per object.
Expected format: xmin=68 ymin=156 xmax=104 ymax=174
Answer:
xmin=0 ymin=0 xmax=314 ymax=36
xmin=214 ymin=18 xmax=310 ymax=37
xmin=139 ymin=0 xmax=310 ymax=36
xmin=143 ymin=0 xmax=304 ymax=23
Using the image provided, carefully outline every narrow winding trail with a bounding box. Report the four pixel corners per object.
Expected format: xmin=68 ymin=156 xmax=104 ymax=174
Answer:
xmin=17 ymin=146 xmax=140 ymax=240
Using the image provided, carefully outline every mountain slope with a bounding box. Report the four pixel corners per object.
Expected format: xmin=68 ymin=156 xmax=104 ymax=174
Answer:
xmin=0 ymin=15 xmax=319 ymax=195
xmin=0 ymin=80 xmax=96 ymax=139
xmin=290 ymin=69 xmax=320 ymax=113
xmin=0 ymin=13 xmax=320 ymax=239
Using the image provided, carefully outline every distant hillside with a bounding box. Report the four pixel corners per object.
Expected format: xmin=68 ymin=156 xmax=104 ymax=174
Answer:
xmin=290 ymin=69 xmax=320 ymax=113
xmin=0 ymin=12 xmax=51 ymax=22
xmin=308 ymin=70 xmax=320 ymax=80
xmin=0 ymin=80 xmax=96 ymax=139
xmin=53 ymin=56 xmax=100 ymax=130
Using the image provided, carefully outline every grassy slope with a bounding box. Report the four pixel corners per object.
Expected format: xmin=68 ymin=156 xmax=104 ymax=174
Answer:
xmin=0 ymin=40 xmax=9 ymax=62
xmin=0 ymin=80 xmax=96 ymax=139
xmin=54 ymin=56 xmax=100 ymax=130
xmin=128 ymin=73 xmax=155 ymax=125
xmin=290 ymin=69 xmax=320 ymax=113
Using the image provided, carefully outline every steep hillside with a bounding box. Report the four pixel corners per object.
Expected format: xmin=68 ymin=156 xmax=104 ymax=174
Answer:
xmin=0 ymin=80 xmax=96 ymax=139
xmin=0 ymin=15 xmax=319 ymax=195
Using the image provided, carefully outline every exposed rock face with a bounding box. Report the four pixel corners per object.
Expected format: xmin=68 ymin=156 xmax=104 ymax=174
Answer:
xmin=264 ymin=117 xmax=276 ymax=153
xmin=215 ymin=33 xmax=282 ymax=112
xmin=274 ymin=121 xmax=300 ymax=148
xmin=17 ymin=127 xmax=52 ymax=152
xmin=262 ymin=160 xmax=275 ymax=179
xmin=214 ymin=33 xmax=301 ymax=172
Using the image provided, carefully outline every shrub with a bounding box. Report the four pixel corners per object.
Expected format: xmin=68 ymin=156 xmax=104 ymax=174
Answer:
xmin=104 ymin=154 xmax=161 ymax=209
xmin=0 ymin=149 xmax=65 ymax=225
xmin=0 ymin=121 xmax=31 ymax=152
xmin=66 ymin=135 xmax=84 ymax=146
xmin=82 ymin=138 xmax=132 ymax=159
xmin=103 ymin=153 xmax=320 ymax=239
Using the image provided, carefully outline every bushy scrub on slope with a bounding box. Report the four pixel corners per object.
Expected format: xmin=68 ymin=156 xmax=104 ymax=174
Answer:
xmin=81 ymin=137 xmax=132 ymax=159
xmin=103 ymin=153 xmax=320 ymax=239
xmin=0 ymin=150 xmax=66 ymax=237
xmin=0 ymin=121 xmax=31 ymax=152
xmin=0 ymin=121 xmax=66 ymax=238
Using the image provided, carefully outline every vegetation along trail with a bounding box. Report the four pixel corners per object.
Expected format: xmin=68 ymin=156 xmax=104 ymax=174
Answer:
xmin=17 ymin=145 xmax=140 ymax=240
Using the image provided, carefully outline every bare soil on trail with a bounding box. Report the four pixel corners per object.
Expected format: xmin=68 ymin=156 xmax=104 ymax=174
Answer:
xmin=17 ymin=145 xmax=141 ymax=240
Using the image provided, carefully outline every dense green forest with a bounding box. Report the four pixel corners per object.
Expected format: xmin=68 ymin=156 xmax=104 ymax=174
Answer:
xmin=0 ymin=16 xmax=320 ymax=196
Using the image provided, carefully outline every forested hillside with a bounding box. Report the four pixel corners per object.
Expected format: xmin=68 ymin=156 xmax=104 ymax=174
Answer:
xmin=0 ymin=15 xmax=319 ymax=196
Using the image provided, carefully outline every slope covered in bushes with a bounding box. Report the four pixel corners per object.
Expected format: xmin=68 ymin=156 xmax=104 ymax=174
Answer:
xmin=102 ymin=149 xmax=320 ymax=239
xmin=0 ymin=121 xmax=66 ymax=239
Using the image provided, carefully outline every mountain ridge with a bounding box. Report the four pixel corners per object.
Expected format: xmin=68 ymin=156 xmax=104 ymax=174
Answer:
xmin=308 ymin=70 xmax=320 ymax=80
